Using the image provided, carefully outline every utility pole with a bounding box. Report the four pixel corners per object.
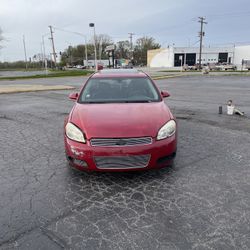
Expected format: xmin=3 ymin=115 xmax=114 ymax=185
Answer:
xmin=128 ymin=32 xmax=135 ymax=60
xmin=89 ymin=23 xmax=98 ymax=71
xmin=198 ymin=17 xmax=207 ymax=70
xmin=23 ymin=35 xmax=28 ymax=70
xmin=84 ymin=36 xmax=88 ymax=67
xmin=48 ymin=25 xmax=57 ymax=67
xmin=42 ymin=34 xmax=48 ymax=74
xmin=99 ymin=37 xmax=102 ymax=61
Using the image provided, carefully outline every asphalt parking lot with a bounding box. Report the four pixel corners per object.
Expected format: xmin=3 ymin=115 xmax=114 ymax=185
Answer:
xmin=0 ymin=75 xmax=250 ymax=249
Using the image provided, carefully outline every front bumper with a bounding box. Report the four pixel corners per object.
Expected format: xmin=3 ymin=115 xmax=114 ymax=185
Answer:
xmin=64 ymin=135 xmax=177 ymax=171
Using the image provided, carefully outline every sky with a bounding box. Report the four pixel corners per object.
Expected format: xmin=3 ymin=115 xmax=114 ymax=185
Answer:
xmin=0 ymin=0 xmax=250 ymax=61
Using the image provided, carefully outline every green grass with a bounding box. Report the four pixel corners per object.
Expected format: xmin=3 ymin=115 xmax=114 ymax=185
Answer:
xmin=221 ymin=73 xmax=250 ymax=76
xmin=0 ymin=70 xmax=94 ymax=80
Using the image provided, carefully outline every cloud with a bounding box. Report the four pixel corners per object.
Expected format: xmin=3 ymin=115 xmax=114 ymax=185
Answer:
xmin=0 ymin=0 xmax=250 ymax=61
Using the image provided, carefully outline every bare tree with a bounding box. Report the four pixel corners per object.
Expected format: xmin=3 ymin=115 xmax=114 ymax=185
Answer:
xmin=93 ymin=34 xmax=113 ymax=59
xmin=60 ymin=34 xmax=113 ymax=66
xmin=133 ymin=36 xmax=161 ymax=66
xmin=116 ymin=40 xmax=130 ymax=59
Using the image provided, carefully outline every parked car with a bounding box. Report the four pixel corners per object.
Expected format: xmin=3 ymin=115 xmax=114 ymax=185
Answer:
xmin=241 ymin=60 xmax=250 ymax=70
xmin=97 ymin=64 xmax=104 ymax=70
xmin=208 ymin=63 xmax=217 ymax=71
xmin=64 ymin=69 xmax=177 ymax=171
xmin=215 ymin=63 xmax=237 ymax=71
xmin=188 ymin=64 xmax=199 ymax=70
xmin=76 ymin=65 xmax=86 ymax=69
xmin=123 ymin=62 xmax=133 ymax=69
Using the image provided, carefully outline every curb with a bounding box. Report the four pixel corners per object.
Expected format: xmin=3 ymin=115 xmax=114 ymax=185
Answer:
xmin=0 ymin=85 xmax=75 ymax=94
xmin=152 ymin=74 xmax=183 ymax=80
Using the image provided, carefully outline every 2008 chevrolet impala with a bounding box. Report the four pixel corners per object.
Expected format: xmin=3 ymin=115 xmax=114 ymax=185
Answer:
xmin=64 ymin=69 xmax=177 ymax=171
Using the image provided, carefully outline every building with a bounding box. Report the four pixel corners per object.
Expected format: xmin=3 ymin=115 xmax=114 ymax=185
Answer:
xmin=147 ymin=45 xmax=250 ymax=69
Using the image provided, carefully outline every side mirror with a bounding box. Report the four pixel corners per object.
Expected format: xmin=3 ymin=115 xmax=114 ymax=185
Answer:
xmin=161 ymin=91 xmax=170 ymax=98
xmin=69 ymin=92 xmax=79 ymax=101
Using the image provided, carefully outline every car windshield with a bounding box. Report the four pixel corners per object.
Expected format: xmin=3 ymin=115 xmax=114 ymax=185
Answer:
xmin=79 ymin=77 xmax=161 ymax=103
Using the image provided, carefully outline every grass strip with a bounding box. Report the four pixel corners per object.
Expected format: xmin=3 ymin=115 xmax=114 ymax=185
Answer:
xmin=0 ymin=85 xmax=75 ymax=94
xmin=0 ymin=70 xmax=93 ymax=81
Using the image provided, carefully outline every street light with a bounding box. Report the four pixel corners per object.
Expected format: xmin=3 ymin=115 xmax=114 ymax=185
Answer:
xmin=89 ymin=23 xmax=98 ymax=71
xmin=52 ymin=27 xmax=88 ymax=68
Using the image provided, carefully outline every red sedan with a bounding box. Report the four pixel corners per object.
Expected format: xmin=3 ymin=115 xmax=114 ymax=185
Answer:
xmin=64 ymin=69 xmax=177 ymax=171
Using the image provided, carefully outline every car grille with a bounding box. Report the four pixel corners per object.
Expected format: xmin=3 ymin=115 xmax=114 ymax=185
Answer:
xmin=94 ymin=155 xmax=151 ymax=169
xmin=90 ymin=137 xmax=152 ymax=147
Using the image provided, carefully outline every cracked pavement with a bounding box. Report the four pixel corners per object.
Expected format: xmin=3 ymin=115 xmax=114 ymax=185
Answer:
xmin=0 ymin=76 xmax=250 ymax=249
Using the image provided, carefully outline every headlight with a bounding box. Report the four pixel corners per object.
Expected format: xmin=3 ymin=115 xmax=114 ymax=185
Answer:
xmin=157 ymin=120 xmax=176 ymax=140
xmin=66 ymin=123 xmax=86 ymax=143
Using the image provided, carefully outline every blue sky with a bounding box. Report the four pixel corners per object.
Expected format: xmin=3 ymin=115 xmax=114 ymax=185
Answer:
xmin=0 ymin=0 xmax=250 ymax=61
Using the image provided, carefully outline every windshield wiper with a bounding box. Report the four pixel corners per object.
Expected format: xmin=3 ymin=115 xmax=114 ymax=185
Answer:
xmin=124 ymin=100 xmax=152 ymax=103
xmin=82 ymin=100 xmax=153 ymax=104
xmin=82 ymin=101 xmax=107 ymax=104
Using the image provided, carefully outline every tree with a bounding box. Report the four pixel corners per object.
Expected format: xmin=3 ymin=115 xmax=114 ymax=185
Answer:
xmin=59 ymin=35 xmax=161 ymax=67
xmin=60 ymin=34 xmax=113 ymax=66
xmin=93 ymin=34 xmax=113 ymax=60
xmin=61 ymin=44 xmax=93 ymax=66
xmin=115 ymin=40 xmax=130 ymax=59
xmin=133 ymin=36 xmax=161 ymax=66
xmin=0 ymin=61 xmax=46 ymax=69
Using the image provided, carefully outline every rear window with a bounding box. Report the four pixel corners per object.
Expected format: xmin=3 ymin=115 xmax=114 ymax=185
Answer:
xmin=78 ymin=77 xmax=161 ymax=103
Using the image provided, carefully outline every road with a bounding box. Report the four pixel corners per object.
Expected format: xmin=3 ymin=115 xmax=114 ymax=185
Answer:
xmin=0 ymin=75 xmax=250 ymax=249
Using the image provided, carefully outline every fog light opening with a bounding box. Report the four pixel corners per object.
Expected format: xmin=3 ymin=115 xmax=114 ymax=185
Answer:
xmin=67 ymin=156 xmax=73 ymax=162
xmin=73 ymin=158 xmax=88 ymax=168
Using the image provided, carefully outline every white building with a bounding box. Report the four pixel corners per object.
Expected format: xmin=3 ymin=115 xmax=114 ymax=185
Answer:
xmin=147 ymin=45 xmax=250 ymax=70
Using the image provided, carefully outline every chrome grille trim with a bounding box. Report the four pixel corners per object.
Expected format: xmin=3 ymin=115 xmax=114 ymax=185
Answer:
xmin=94 ymin=154 xmax=151 ymax=169
xmin=90 ymin=137 xmax=152 ymax=147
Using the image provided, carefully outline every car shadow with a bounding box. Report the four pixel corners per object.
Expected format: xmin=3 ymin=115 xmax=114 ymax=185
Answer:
xmin=67 ymin=162 xmax=177 ymax=185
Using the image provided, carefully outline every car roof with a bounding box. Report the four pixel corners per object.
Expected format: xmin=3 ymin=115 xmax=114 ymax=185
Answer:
xmin=91 ymin=69 xmax=148 ymax=78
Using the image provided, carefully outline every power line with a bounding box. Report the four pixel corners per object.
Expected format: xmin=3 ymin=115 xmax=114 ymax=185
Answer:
xmin=191 ymin=40 xmax=200 ymax=46
xmin=53 ymin=27 xmax=86 ymax=38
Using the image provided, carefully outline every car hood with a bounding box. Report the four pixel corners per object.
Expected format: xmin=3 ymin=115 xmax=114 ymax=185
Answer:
xmin=70 ymin=102 xmax=173 ymax=139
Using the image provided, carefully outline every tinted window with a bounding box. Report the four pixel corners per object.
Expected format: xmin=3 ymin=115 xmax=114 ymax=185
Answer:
xmin=79 ymin=77 xmax=161 ymax=103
